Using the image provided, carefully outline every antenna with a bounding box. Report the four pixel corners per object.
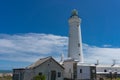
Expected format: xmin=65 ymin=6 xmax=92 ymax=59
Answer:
xmin=95 ymin=59 xmax=99 ymax=65
xmin=97 ymin=59 xmax=99 ymax=65
xmin=60 ymin=53 xmax=64 ymax=62
xmin=112 ymin=59 xmax=116 ymax=66
xmin=62 ymin=53 xmax=64 ymax=61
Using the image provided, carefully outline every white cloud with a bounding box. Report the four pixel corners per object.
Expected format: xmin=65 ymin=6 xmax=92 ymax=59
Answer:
xmin=103 ymin=44 xmax=112 ymax=47
xmin=83 ymin=44 xmax=120 ymax=64
xmin=0 ymin=33 xmax=120 ymax=64
xmin=0 ymin=33 xmax=68 ymax=62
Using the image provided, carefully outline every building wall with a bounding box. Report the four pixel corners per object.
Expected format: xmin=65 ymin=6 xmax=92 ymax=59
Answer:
xmin=68 ymin=15 xmax=83 ymax=62
xmin=13 ymin=69 xmax=25 ymax=80
xmin=23 ymin=69 xmax=34 ymax=80
xmin=63 ymin=61 xmax=75 ymax=79
xmin=96 ymin=66 xmax=120 ymax=79
xmin=23 ymin=58 xmax=64 ymax=80
xmin=96 ymin=66 xmax=120 ymax=73
xmin=77 ymin=66 xmax=96 ymax=80
xmin=77 ymin=66 xmax=91 ymax=80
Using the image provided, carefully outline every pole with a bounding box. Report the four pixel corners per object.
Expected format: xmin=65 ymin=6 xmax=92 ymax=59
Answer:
xmin=110 ymin=72 xmax=112 ymax=80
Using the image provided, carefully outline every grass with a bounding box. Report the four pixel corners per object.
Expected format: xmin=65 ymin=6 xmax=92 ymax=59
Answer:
xmin=0 ymin=76 xmax=12 ymax=80
xmin=100 ymin=78 xmax=120 ymax=80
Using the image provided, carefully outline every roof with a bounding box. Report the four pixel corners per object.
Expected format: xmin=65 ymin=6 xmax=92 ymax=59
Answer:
xmin=13 ymin=68 xmax=25 ymax=70
xmin=96 ymin=64 xmax=120 ymax=67
xmin=77 ymin=62 xmax=95 ymax=67
xmin=71 ymin=9 xmax=78 ymax=16
xmin=64 ymin=58 xmax=79 ymax=62
xmin=97 ymin=72 xmax=120 ymax=74
xmin=27 ymin=56 xmax=64 ymax=69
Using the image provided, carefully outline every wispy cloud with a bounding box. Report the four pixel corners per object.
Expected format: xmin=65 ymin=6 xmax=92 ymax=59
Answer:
xmin=102 ymin=44 xmax=112 ymax=48
xmin=0 ymin=33 xmax=68 ymax=62
xmin=0 ymin=33 xmax=120 ymax=64
xmin=83 ymin=44 xmax=120 ymax=64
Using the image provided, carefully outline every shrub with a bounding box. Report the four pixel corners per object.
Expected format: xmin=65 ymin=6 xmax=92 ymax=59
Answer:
xmin=33 ymin=74 xmax=46 ymax=80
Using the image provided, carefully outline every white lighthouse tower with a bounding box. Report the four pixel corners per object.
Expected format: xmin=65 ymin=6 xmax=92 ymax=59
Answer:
xmin=68 ymin=9 xmax=84 ymax=63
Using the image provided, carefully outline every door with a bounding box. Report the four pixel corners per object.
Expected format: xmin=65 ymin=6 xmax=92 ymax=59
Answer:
xmin=51 ymin=70 xmax=56 ymax=80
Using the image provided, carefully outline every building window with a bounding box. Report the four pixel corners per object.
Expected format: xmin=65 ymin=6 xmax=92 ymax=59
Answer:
xmin=39 ymin=72 xmax=42 ymax=75
xmin=58 ymin=72 xmax=61 ymax=77
xmin=80 ymin=69 xmax=82 ymax=73
xmin=104 ymin=69 xmax=107 ymax=72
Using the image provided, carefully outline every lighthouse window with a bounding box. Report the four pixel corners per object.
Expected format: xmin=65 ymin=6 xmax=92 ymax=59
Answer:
xmin=77 ymin=24 xmax=79 ymax=27
xmin=78 ymin=43 xmax=80 ymax=47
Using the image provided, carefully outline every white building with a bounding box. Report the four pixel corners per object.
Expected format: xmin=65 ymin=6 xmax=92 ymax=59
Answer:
xmin=77 ymin=63 xmax=96 ymax=80
xmin=13 ymin=9 xmax=120 ymax=80
xmin=95 ymin=63 xmax=120 ymax=79
xmin=13 ymin=57 xmax=64 ymax=80
xmin=63 ymin=9 xmax=96 ymax=80
xmin=68 ymin=9 xmax=84 ymax=63
xmin=63 ymin=59 xmax=78 ymax=79
xmin=63 ymin=59 xmax=96 ymax=80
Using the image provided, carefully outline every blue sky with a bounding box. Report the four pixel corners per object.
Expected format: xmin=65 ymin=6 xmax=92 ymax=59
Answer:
xmin=0 ymin=0 xmax=120 ymax=70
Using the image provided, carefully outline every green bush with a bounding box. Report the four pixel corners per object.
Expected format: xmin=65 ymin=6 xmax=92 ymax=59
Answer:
xmin=33 ymin=75 xmax=46 ymax=80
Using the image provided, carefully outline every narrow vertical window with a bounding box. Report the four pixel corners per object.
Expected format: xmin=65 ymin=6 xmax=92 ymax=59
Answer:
xmin=58 ymin=72 xmax=61 ymax=77
xmin=80 ymin=69 xmax=82 ymax=73
xmin=78 ymin=43 xmax=80 ymax=47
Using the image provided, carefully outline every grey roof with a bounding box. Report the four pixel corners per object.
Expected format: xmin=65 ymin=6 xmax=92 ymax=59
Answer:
xmin=27 ymin=56 xmax=51 ymax=69
xmin=27 ymin=56 xmax=64 ymax=69
xmin=96 ymin=64 xmax=120 ymax=67
xmin=77 ymin=63 xmax=95 ymax=67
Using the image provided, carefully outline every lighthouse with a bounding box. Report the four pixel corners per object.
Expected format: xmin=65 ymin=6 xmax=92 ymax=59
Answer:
xmin=68 ymin=9 xmax=84 ymax=63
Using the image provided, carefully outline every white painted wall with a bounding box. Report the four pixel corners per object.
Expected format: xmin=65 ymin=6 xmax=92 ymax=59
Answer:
xmin=77 ymin=66 xmax=91 ymax=80
xmin=96 ymin=65 xmax=120 ymax=73
xmin=63 ymin=60 xmax=75 ymax=79
xmin=23 ymin=58 xmax=64 ymax=80
xmin=68 ymin=10 xmax=83 ymax=62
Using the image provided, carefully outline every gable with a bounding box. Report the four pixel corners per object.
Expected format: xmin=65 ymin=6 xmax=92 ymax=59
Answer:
xmin=35 ymin=58 xmax=64 ymax=70
xmin=27 ymin=57 xmax=64 ymax=69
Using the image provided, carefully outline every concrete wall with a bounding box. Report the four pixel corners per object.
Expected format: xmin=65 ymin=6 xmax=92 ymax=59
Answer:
xmin=23 ymin=69 xmax=34 ymax=80
xmin=68 ymin=15 xmax=83 ymax=62
xmin=77 ymin=66 xmax=91 ymax=80
xmin=23 ymin=58 xmax=64 ymax=80
xmin=13 ymin=69 xmax=25 ymax=80
xmin=63 ymin=61 xmax=73 ymax=79
xmin=63 ymin=60 xmax=77 ymax=79
xmin=96 ymin=66 xmax=120 ymax=73
xmin=77 ymin=66 xmax=96 ymax=80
